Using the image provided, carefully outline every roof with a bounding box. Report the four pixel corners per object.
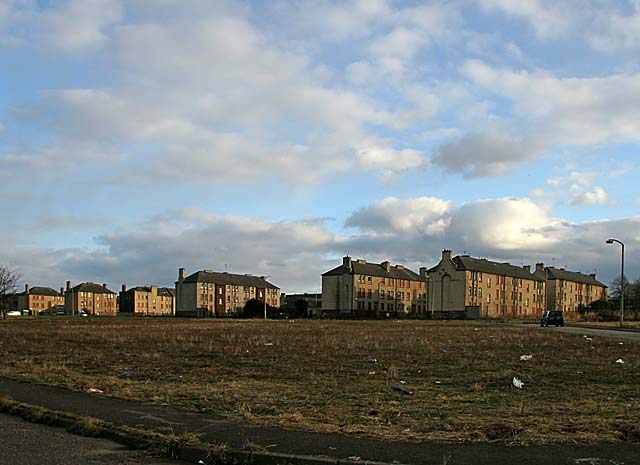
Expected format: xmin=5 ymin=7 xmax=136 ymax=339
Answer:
xmin=19 ymin=286 xmax=60 ymax=297
xmin=69 ymin=282 xmax=116 ymax=294
xmin=322 ymin=259 xmax=426 ymax=281
xmin=545 ymin=267 xmax=607 ymax=287
xmin=182 ymin=271 xmax=279 ymax=289
xmin=124 ymin=286 xmax=176 ymax=297
xmin=452 ymin=256 xmax=545 ymax=281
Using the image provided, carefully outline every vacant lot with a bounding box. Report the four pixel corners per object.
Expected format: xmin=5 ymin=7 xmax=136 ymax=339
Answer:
xmin=0 ymin=318 xmax=638 ymax=445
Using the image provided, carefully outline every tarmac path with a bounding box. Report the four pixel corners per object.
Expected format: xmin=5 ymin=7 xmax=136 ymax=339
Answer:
xmin=0 ymin=412 xmax=190 ymax=465
xmin=0 ymin=377 xmax=637 ymax=465
xmin=518 ymin=323 xmax=640 ymax=342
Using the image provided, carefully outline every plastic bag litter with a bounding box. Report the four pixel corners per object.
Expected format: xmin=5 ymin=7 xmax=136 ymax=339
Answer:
xmin=87 ymin=388 xmax=104 ymax=394
xmin=615 ymin=359 xmax=625 ymax=364
xmin=512 ymin=377 xmax=524 ymax=389
xmin=519 ymin=354 xmax=533 ymax=361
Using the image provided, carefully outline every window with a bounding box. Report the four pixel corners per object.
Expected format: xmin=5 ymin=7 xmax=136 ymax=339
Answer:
xmin=367 ymin=276 xmax=372 ymax=284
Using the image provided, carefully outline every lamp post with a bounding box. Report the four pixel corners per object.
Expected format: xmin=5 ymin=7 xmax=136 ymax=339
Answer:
xmin=605 ymin=238 xmax=625 ymax=326
xmin=262 ymin=276 xmax=271 ymax=320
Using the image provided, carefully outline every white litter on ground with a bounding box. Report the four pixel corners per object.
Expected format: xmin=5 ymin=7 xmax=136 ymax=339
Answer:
xmin=512 ymin=377 xmax=524 ymax=389
xmin=519 ymin=354 xmax=533 ymax=361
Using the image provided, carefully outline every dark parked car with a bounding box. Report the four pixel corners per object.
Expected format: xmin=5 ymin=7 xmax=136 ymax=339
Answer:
xmin=541 ymin=310 xmax=564 ymax=327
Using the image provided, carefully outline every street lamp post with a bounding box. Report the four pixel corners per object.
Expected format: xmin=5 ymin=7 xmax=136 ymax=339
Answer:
xmin=262 ymin=276 xmax=271 ymax=320
xmin=605 ymin=238 xmax=625 ymax=326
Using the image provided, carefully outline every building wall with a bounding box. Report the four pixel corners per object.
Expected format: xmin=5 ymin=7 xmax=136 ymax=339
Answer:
xmin=65 ymin=291 xmax=116 ymax=316
xmin=322 ymin=273 xmax=355 ymax=312
xmin=428 ymin=255 xmax=467 ymax=313
xmin=546 ymin=279 xmax=607 ymax=314
xmin=428 ymin=252 xmax=545 ymax=318
xmin=322 ymin=263 xmax=427 ymax=316
xmin=120 ymin=286 xmax=174 ymax=316
xmin=17 ymin=293 xmax=64 ymax=313
xmin=176 ymin=270 xmax=280 ymax=316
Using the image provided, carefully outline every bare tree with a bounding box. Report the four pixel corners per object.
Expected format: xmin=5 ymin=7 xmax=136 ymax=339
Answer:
xmin=0 ymin=265 xmax=21 ymax=319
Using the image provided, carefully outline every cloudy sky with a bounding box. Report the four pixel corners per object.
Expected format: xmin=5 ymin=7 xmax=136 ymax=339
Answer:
xmin=1 ymin=0 xmax=639 ymax=293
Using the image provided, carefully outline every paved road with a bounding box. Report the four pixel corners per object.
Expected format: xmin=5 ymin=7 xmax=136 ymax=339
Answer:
xmin=1 ymin=378 xmax=638 ymax=465
xmin=520 ymin=323 xmax=640 ymax=342
xmin=0 ymin=412 xmax=190 ymax=465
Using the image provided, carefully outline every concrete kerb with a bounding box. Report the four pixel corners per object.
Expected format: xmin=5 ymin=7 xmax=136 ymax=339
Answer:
xmin=0 ymin=397 xmax=406 ymax=465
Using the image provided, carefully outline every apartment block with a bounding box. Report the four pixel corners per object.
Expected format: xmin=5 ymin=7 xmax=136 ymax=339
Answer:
xmin=64 ymin=281 xmax=117 ymax=316
xmin=14 ymin=284 xmax=64 ymax=314
xmin=321 ymin=256 xmax=428 ymax=317
xmin=119 ymin=285 xmax=175 ymax=316
xmin=428 ymin=250 xmax=546 ymax=318
xmin=175 ymin=268 xmax=280 ymax=317
xmin=544 ymin=267 xmax=607 ymax=314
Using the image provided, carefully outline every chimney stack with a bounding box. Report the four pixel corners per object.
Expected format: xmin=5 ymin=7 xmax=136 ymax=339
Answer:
xmin=442 ymin=249 xmax=453 ymax=262
xmin=342 ymin=256 xmax=352 ymax=272
xmin=25 ymin=283 xmax=29 ymax=293
xmin=178 ymin=267 xmax=185 ymax=283
xmin=381 ymin=261 xmax=391 ymax=272
xmin=102 ymin=283 xmax=108 ymax=289
xmin=122 ymin=284 xmax=126 ymax=293
xmin=523 ymin=265 xmax=531 ymax=273
xmin=589 ymin=273 xmax=596 ymax=279
xmin=59 ymin=287 xmax=64 ymax=296
xmin=535 ymin=263 xmax=545 ymax=274
xmin=66 ymin=280 xmax=71 ymax=291
xmin=420 ymin=267 xmax=428 ymax=279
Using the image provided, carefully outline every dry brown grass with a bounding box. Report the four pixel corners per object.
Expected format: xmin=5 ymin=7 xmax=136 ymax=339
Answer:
xmin=0 ymin=318 xmax=638 ymax=445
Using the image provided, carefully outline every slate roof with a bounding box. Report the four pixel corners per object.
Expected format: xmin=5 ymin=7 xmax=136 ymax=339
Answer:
xmin=124 ymin=286 xmax=176 ymax=297
xmin=69 ymin=282 xmax=116 ymax=294
xmin=183 ymin=271 xmax=279 ymax=289
xmin=451 ymin=255 xmax=545 ymax=281
xmin=545 ymin=267 xmax=607 ymax=287
xmin=19 ymin=286 xmax=60 ymax=296
xmin=322 ymin=259 xmax=426 ymax=281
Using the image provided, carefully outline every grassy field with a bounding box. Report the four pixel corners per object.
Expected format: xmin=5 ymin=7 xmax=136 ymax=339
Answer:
xmin=0 ymin=318 xmax=638 ymax=446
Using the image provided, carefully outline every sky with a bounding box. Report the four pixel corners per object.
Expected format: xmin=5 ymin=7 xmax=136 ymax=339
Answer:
xmin=1 ymin=0 xmax=639 ymax=294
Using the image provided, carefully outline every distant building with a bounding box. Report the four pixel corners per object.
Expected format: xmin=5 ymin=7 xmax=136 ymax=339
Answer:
xmin=119 ymin=285 xmax=175 ymax=316
xmin=321 ymin=256 xmax=428 ymax=317
xmin=64 ymin=281 xmax=117 ymax=316
xmin=281 ymin=292 xmax=322 ymax=308
xmin=428 ymin=250 xmax=546 ymax=318
xmin=175 ymin=268 xmax=280 ymax=317
xmin=13 ymin=284 xmax=64 ymax=314
xmin=544 ymin=267 xmax=607 ymax=314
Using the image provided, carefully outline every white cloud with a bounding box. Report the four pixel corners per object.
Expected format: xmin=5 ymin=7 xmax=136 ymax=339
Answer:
xmin=588 ymin=4 xmax=640 ymax=52
xmin=346 ymin=197 xmax=452 ymax=235
xmin=432 ymin=125 xmax=543 ymax=178
xmin=572 ymin=186 xmax=608 ymax=205
xmin=478 ymin=0 xmax=575 ymax=39
xmin=33 ymin=0 xmax=123 ymax=53
xmin=461 ymin=59 xmax=640 ymax=147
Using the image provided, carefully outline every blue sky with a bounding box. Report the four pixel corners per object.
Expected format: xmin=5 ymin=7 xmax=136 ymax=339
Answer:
xmin=1 ymin=0 xmax=639 ymax=293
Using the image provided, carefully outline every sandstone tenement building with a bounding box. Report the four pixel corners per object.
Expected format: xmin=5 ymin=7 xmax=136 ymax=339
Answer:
xmin=175 ymin=268 xmax=280 ymax=317
xmin=321 ymin=257 xmax=428 ymax=317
